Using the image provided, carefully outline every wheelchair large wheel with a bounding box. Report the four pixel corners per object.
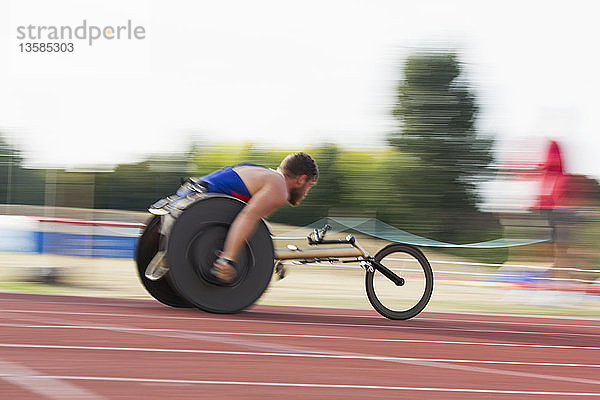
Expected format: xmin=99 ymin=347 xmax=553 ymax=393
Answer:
xmin=135 ymin=215 xmax=192 ymax=308
xmin=167 ymin=195 xmax=274 ymax=314
xmin=365 ymin=243 xmax=433 ymax=320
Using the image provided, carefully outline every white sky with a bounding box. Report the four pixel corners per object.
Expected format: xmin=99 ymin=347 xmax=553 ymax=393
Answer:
xmin=1 ymin=0 xmax=599 ymax=182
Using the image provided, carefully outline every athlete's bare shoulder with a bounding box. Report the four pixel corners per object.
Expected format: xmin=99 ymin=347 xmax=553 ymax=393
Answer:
xmin=234 ymin=165 xmax=286 ymax=196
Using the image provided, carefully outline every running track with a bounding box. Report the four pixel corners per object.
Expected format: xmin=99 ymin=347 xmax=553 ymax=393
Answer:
xmin=1 ymin=293 xmax=599 ymax=399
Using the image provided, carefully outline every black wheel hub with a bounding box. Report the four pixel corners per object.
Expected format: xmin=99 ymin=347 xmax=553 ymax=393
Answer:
xmin=187 ymin=223 xmax=252 ymax=287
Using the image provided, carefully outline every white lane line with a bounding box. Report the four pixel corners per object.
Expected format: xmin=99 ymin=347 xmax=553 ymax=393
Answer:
xmin=7 ymin=375 xmax=600 ymax=396
xmin=4 ymin=317 xmax=600 ymax=387
xmin=7 ymin=310 xmax=600 ymax=389
xmin=2 ymin=321 xmax=600 ymax=351
xmin=137 ymin=322 xmax=600 ymax=387
xmin=0 ymin=297 xmax=158 ymax=309
xmin=419 ymin=316 xmax=600 ymax=330
xmin=2 ymin=343 xmax=600 ymax=370
xmin=0 ymin=359 xmax=105 ymax=400
xmin=1 ymin=309 xmax=597 ymax=339
xmin=4 ymin=299 xmax=598 ymax=329
xmin=402 ymin=357 xmax=600 ymax=387
xmin=5 ymin=295 xmax=599 ymax=323
xmin=246 ymin=310 xmax=600 ymax=329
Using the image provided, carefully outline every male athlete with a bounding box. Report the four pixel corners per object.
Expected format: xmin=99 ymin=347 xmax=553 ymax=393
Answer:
xmin=146 ymin=152 xmax=318 ymax=283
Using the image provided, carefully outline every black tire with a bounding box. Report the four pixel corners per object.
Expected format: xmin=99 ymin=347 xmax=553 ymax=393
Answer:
xmin=167 ymin=195 xmax=274 ymax=314
xmin=135 ymin=215 xmax=193 ymax=308
xmin=365 ymin=244 xmax=433 ymax=320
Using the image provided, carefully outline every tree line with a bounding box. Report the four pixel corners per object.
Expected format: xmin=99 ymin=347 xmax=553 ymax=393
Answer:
xmin=0 ymin=51 xmax=558 ymax=263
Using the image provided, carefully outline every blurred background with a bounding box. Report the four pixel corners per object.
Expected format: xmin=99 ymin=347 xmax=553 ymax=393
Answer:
xmin=1 ymin=0 xmax=598 ymax=315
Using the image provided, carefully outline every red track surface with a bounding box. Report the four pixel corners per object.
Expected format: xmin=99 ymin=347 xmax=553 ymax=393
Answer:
xmin=1 ymin=292 xmax=599 ymax=399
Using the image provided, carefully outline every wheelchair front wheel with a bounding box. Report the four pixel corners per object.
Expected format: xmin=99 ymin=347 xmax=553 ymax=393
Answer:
xmin=365 ymin=244 xmax=433 ymax=320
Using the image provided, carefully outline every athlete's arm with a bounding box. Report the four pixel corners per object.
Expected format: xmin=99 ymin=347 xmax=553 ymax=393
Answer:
xmin=220 ymin=175 xmax=287 ymax=262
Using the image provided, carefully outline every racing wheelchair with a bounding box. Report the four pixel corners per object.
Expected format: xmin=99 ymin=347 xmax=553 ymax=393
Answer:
xmin=135 ymin=179 xmax=434 ymax=320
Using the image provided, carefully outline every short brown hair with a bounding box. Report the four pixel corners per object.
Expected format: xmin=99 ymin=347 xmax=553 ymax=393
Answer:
xmin=279 ymin=152 xmax=318 ymax=181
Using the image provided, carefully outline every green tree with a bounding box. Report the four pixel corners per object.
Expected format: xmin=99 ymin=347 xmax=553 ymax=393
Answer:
xmin=94 ymin=155 xmax=190 ymax=211
xmin=0 ymin=134 xmax=26 ymax=205
xmin=389 ymin=51 xmax=496 ymax=241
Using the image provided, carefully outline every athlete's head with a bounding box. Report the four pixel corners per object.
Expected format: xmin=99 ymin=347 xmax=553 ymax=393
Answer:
xmin=279 ymin=152 xmax=318 ymax=206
